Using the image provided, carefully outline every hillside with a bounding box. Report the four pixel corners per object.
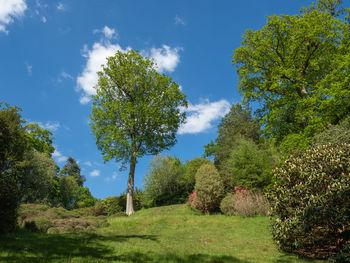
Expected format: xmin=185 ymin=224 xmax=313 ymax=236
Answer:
xmin=0 ymin=204 xmax=323 ymax=263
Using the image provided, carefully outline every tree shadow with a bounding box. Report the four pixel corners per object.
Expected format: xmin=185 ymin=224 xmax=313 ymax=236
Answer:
xmin=0 ymin=231 xmax=158 ymax=262
xmin=0 ymin=230 xmax=251 ymax=263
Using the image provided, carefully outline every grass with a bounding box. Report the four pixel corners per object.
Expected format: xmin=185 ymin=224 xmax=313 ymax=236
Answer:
xmin=0 ymin=204 xmax=324 ymax=263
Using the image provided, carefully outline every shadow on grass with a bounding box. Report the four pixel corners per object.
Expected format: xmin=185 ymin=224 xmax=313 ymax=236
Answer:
xmin=0 ymin=230 xmax=316 ymax=263
xmin=0 ymin=230 xmax=250 ymax=263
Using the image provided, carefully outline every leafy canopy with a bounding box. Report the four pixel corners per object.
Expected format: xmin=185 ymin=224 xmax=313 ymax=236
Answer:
xmin=90 ymin=50 xmax=187 ymax=167
xmin=232 ymin=0 xmax=350 ymax=150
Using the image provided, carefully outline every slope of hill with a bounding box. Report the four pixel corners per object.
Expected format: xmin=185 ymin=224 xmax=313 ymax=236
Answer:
xmin=0 ymin=204 xmax=323 ymax=263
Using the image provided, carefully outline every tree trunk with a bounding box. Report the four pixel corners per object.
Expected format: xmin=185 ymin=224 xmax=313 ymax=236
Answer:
xmin=126 ymin=153 xmax=136 ymax=215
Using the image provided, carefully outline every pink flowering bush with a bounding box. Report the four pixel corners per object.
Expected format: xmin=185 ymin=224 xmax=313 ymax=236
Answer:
xmin=188 ymin=191 xmax=196 ymax=205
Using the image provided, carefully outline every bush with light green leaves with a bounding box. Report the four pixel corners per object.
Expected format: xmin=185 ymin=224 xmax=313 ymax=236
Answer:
xmin=267 ymin=143 xmax=350 ymax=261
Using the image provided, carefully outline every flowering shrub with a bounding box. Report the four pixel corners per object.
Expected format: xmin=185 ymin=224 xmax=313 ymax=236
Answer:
xmin=220 ymin=190 xmax=269 ymax=217
xmin=267 ymin=143 xmax=350 ymax=260
xmin=234 ymin=186 xmax=248 ymax=196
xmin=188 ymin=191 xmax=196 ymax=205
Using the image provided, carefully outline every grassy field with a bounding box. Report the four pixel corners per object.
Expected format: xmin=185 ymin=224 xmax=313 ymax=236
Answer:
xmin=0 ymin=204 xmax=323 ymax=263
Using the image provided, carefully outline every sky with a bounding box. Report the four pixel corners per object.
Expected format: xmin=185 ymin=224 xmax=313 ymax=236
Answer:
xmin=1 ymin=0 xmax=319 ymax=199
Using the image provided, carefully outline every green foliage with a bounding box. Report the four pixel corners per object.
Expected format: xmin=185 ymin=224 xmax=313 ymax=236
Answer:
xmin=143 ymin=154 xmax=186 ymax=207
xmin=181 ymin=158 xmax=212 ymax=193
xmin=220 ymin=193 xmax=236 ymax=216
xmin=267 ymin=143 xmax=350 ymax=259
xmin=73 ymin=187 xmax=96 ymax=208
xmin=90 ymin=49 xmax=187 ymax=214
xmin=226 ymin=138 xmax=276 ymax=190
xmin=204 ymin=103 xmax=261 ymax=170
xmin=232 ymin=0 xmax=350 ymax=152
xmin=193 ymin=164 xmax=225 ymax=214
xmin=0 ymin=103 xmax=28 ymax=233
xmin=18 ymin=204 xmax=108 ymax=234
xmin=314 ymin=115 xmax=350 ymax=146
xmin=24 ymin=123 xmax=55 ymax=156
xmin=59 ymin=176 xmax=79 ymax=209
xmin=21 ymin=149 xmax=57 ymax=204
xmin=59 ymin=157 xmax=85 ymax=187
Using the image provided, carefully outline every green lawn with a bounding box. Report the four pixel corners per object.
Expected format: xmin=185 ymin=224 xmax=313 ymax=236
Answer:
xmin=0 ymin=204 xmax=324 ymax=263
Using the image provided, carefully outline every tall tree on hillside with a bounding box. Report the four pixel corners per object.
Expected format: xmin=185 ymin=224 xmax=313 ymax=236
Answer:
xmin=0 ymin=103 xmax=28 ymax=233
xmin=90 ymin=50 xmax=187 ymax=215
xmin=204 ymin=103 xmax=261 ymax=170
xmin=232 ymin=0 xmax=350 ymax=151
xmin=59 ymin=157 xmax=85 ymax=186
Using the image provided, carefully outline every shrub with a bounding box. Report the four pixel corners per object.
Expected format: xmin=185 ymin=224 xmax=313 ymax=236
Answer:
xmin=220 ymin=193 xmax=236 ymax=215
xmin=192 ymin=164 xmax=224 ymax=214
xmin=24 ymin=218 xmax=53 ymax=233
xmin=267 ymin=143 xmax=350 ymax=260
xmin=220 ymin=191 xmax=269 ymax=217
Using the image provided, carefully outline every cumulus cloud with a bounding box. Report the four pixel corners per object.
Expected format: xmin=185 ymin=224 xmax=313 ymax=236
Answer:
xmin=148 ymin=45 xmax=182 ymax=73
xmin=37 ymin=121 xmax=60 ymax=131
xmin=76 ymin=41 xmax=127 ymax=104
xmin=175 ymin=14 xmax=186 ymax=26
xmin=178 ymin=99 xmax=230 ymax=134
xmin=0 ymin=0 xmax=27 ymax=34
xmin=41 ymin=16 xmax=46 ymax=23
xmin=53 ymin=149 xmax=67 ymax=163
xmin=90 ymin=169 xmax=100 ymax=177
xmin=76 ymin=26 xmax=181 ymax=104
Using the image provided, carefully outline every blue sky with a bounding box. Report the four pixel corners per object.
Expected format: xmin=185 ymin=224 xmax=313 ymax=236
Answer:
xmin=1 ymin=0 xmax=315 ymax=199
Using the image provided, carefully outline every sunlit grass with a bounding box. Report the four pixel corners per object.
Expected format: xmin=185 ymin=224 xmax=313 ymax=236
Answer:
xmin=0 ymin=204 xmax=324 ymax=262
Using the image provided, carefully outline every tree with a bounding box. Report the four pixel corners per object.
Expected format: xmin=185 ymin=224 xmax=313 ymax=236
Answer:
xmin=181 ymin=158 xmax=212 ymax=194
xmin=22 ymin=149 xmax=57 ymax=204
xmin=143 ymin=154 xmax=184 ymax=207
xmin=226 ymin=138 xmax=276 ymax=190
xmin=90 ymin=50 xmax=187 ymax=215
xmin=59 ymin=176 xmax=79 ymax=209
xmin=232 ymin=0 xmax=350 ymax=151
xmin=0 ymin=103 xmax=28 ymax=233
xmin=59 ymin=157 xmax=85 ymax=186
xmin=25 ymin=123 xmax=55 ymax=156
xmin=204 ymin=103 xmax=261 ymax=170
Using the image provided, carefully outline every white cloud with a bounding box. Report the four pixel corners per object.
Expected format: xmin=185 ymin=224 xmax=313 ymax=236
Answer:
xmin=94 ymin=26 xmax=117 ymax=40
xmin=178 ymin=99 xmax=230 ymax=134
xmin=76 ymin=40 xmax=127 ymax=104
xmin=57 ymin=70 xmax=73 ymax=83
xmin=25 ymin=62 xmax=32 ymax=75
xmin=37 ymin=121 xmax=60 ymax=131
xmin=149 ymin=45 xmax=182 ymax=73
xmin=41 ymin=16 xmax=46 ymax=23
xmin=0 ymin=0 xmax=27 ymax=34
xmin=105 ymin=172 xmax=118 ymax=182
xmin=84 ymin=161 xmax=92 ymax=167
xmin=76 ymin=27 xmax=181 ymax=104
xmin=53 ymin=149 xmax=67 ymax=163
xmin=90 ymin=169 xmax=100 ymax=177
xmin=175 ymin=14 xmax=186 ymax=26
xmin=57 ymin=2 xmax=64 ymax=11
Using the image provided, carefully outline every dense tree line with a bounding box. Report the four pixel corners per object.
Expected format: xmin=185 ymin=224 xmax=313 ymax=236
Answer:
xmin=0 ymin=103 xmax=96 ymax=233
